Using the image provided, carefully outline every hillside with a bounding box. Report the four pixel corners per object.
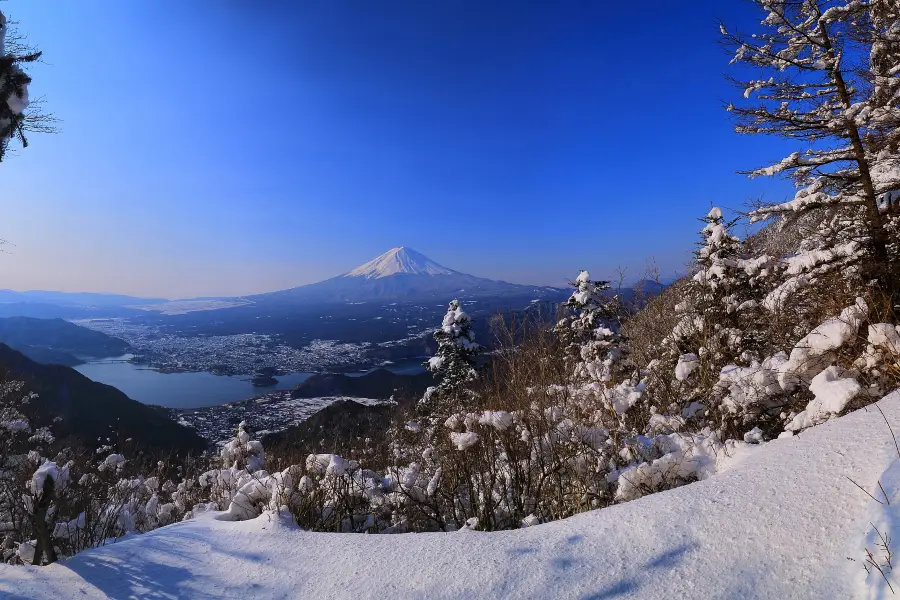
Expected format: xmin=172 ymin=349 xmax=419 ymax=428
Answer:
xmin=0 ymin=316 xmax=130 ymax=363
xmin=290 ymin=368 xmax=432 ymax=400
xmin=9 ymin=345 xmax=82 ymax=367
xmin=5 ymin=391 xmax=898 ymax=599
xmin=261 ymin=370 xmax=433 ymax=454
xmin=262 ymin=398 xmax=395 ymax=454
xmin=0 ymin=344 xmax=206 ymax=453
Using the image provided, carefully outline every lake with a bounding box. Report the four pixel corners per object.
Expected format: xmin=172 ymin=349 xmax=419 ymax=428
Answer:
xmin=74 ymin=355 xmax=426 ymax=409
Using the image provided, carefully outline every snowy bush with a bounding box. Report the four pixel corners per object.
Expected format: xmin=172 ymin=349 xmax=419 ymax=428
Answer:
xmin=197 ymin=422 xmax=268 ymax=514
xmin=220 ymin=421 xmax=265 ymax=472
xmin=0 ymin=370 xmax=214 ymax=565
xmin=638 ymin=208 xmax=774 ymax=439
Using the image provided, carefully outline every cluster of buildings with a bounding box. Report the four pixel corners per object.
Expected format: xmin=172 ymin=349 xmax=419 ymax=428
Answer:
xmin=171 ymin=390 xmax=383 ymax=444
xmin=73 ymin=319 xmax=375 ymax=375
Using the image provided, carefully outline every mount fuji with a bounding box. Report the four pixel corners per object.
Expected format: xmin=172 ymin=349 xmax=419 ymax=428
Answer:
xmin=345 ymin=247 xmax=457 ymax=279
xmin=252 ymin=247 xmax=568 ymax=304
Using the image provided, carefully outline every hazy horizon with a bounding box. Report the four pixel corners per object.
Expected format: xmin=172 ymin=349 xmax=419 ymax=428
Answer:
xmin=2 ymin=1 xmax=793 ymax=298
xmin=0 ymin=244 xmax=682 ymax=300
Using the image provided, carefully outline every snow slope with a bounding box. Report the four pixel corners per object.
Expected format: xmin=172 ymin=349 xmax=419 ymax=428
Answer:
xmin=5 ymin=393 xmax=900 ymax=599
xmin=346 ymin=247 xmax=457 ymax=278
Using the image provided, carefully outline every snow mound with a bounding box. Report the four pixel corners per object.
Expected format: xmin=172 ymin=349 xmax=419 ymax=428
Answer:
xmin=5 ymin=392 xmax=900 ymax=598
xmin=675 ymin=353 xmax=699 ymax=381
xmin=345 ymin=247 xmax=456 ymax=279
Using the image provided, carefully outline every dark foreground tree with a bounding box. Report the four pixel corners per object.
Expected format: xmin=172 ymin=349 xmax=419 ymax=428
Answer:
xmin=0 ymin=10 xmax=53 ymax=161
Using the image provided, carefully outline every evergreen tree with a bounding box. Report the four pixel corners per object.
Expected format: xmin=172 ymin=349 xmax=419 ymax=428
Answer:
xmin=555 ymin=271 xmax=624 ymax=383
xmin=722 ymin=1 xmax=900 ymax=303
xmin=419 ymin=299 xmax=480 ymax=417
xmin=644 ymin=208 xmax=765 ymax=417
xmin=691 ymin=207 xmax=757 ymax=363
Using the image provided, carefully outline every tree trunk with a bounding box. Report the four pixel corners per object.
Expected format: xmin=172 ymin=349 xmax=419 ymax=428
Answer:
xmin=31 ymin=477 xmax=57 ymax=565
xmin=819 ymin=18 xmax=894 ymax=301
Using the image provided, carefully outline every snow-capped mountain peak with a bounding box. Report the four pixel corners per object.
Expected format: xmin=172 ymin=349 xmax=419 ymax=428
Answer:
xmin=345 ymin=247 xmax=456 ymax=279
xmin=253 ymin=246 xmax=567 ymax=302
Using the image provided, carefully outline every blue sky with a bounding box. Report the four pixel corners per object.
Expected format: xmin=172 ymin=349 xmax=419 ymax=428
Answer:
xmin=1 ymin=1 xmax=795 ymax=298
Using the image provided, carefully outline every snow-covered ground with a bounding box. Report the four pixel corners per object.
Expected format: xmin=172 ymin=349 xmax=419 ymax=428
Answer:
xmin=5 ymin=392 xmax=900 ymax=599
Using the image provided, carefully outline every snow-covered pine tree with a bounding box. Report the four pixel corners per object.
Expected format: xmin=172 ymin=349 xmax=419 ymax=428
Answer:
xmin=643 ymin=208 xmax=766 ymax=422
xmin=722 ymin=1 xmax=900 ymax=308
xmin=692 ymin=207 xmax=766 ymax=363
xmin=555 ymin=271 xmax=624 ymax=383
xmin=419 ymin=299 xmax=480 ymax=418
xmin=0 ymin=10 xmax=45 ymax=161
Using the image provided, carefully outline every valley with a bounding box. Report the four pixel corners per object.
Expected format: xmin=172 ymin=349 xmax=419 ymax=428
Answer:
xmin=31 ymin=249 xmax=569 ymax=412
xmin=1 ymin=248 xmax=561 ymax=418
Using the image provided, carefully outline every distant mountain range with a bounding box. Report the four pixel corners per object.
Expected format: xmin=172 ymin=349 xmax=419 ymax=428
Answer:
xmin=0 ymin=290 xmax=246 ymax=318
xmin=0 ymin=248 xmax=571 ymax=315
xmin=0 ymin=248 xmax=669 ymax=319
xmin=0 ymin=289 xmax=166 ymax=307
xmin=252 ymin=247 xmax=569 ymax=304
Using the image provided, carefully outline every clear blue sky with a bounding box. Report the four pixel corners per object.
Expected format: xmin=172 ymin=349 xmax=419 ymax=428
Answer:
xmin=1 ymin=0 xmax=794 ymax=299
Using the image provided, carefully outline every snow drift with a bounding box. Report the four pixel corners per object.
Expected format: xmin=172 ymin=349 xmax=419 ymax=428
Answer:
xmin=4 ymin=391 xmax=900 ymax=599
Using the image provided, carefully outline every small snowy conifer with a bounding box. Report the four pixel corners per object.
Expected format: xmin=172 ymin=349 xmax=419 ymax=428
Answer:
xmin=555 ymin=271 xmax=624 ymax=382
xmin=420 ymin=299 xmax=480 ymax=417
xmin=644 ymin=209 xmax=765 ymax=418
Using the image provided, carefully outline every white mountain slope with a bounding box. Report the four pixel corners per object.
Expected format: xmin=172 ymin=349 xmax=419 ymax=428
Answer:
xmin=4 ymin=392 xmax=898 ymax=600
xmin=346 ymin=247 xmax=457 ymax=278
xmin=254 ymin=247 xmax=567 ymax=303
